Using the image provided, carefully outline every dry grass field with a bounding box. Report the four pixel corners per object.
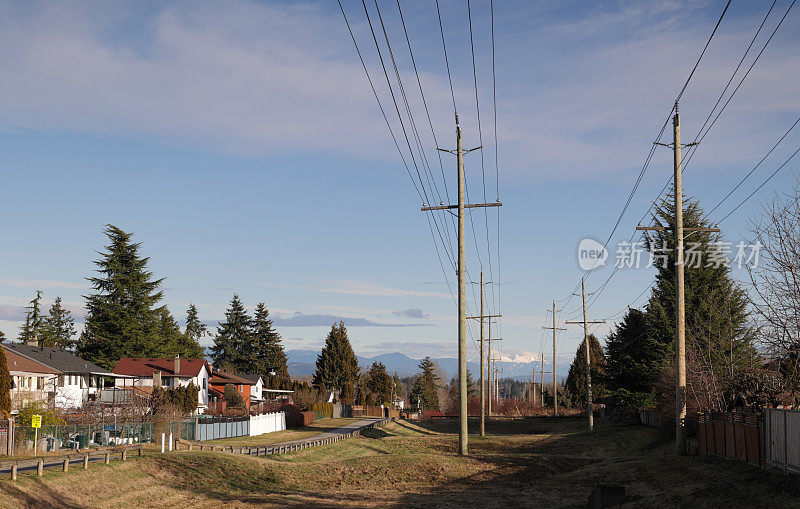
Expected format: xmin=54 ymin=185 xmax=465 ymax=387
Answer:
xmin=0 ymin=417 xmax=798 ymax=508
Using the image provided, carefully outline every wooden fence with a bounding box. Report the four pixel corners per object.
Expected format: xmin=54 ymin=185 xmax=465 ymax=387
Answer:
xmin=176 ymin=417 xmax=395 ymax=457
xmin=765 ymin=408 xmax=800 ymax=474
xmin=698 ymin=412 xmax=764 ymax=466
xmin=0 ymin=445 xmax=143 ymax=480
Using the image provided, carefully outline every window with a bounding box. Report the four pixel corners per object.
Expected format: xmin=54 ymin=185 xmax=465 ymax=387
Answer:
xmin=202 ymin=378 xmax=207 ymax=390
xmin=58 ymin=375 xmax=64 ymax=388
xmin=38 ymin=377 xmax=44 ymax=390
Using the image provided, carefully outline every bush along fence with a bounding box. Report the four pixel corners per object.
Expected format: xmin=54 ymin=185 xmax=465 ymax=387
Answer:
xmin=175 ymin=417 xmax=395 ymax=457
xmin=0 ymin=445 xmax=144 ymax=481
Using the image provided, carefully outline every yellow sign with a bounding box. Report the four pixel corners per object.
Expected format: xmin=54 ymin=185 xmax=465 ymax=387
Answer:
xmin=31 ymin=414 xmax=41 ymax=429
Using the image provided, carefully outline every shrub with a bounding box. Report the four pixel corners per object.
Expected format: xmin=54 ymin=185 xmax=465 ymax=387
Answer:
xmin=224 ymin=384 xmax=245 ymax=408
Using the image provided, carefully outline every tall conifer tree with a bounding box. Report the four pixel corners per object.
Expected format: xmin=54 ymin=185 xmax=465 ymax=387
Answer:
xmin=18 ymin=291 xmax=45 ymax=345
xmin=78 ymin=226 xmax=166 ymax=369
xmin=312 ymin=322 xmax=359 ymax=403
xmin=564 ymin=334 xmax=607 ymax=406
xmin=180 ymin=304 xmax=206 ymax=359
xmin=250 ymin=303 xmax=289 ymax=387
xmin=409 ymin=356 xmax=440 ymax=411
xmin=211 ymin=295 xmax=251 ymax=372
xmin=0 ymin=347 xmax=10 ymax=416
xmin=41 ymin=297 xmax=77 ymax=350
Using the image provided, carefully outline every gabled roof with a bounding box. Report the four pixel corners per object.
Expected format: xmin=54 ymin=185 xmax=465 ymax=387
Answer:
xmin=209 ymin=370 xmax=256 ymax=385
xmin=3 ymin=344 xmax=111 ymax=375
xmin=237 ymin=373 xmax=263 ymax=384
xmin=3 ymin=348 xmax=61 ymax=375
xmin=113 ymin=358 xmax=211 ymax=378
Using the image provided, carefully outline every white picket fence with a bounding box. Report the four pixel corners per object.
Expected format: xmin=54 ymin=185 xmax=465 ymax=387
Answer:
xmin=249 ymin=412 xmax=286 ymax=437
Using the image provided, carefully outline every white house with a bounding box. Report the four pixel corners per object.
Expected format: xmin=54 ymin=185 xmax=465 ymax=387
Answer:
xmin=239 ymin=374 xmax=264 ymax=401
xmin=112 ymin=356 xmax=211 ymax=413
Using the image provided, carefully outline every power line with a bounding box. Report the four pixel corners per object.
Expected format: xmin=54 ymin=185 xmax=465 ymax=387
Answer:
xmin=435 ymin=0 xmax=457 ymax=115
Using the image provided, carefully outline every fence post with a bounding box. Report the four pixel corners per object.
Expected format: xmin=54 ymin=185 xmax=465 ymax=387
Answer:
xmin=105 ymin=452 xmax=110 ymax=464
xmin=168 ymin=433 xmax=173 ymax=452
xmin=784 ymin=409 xmax=788 ymax=474
xmin=84 ymin=454 xmax=89 ymax=469
xmin=11 ymin=464 xmax=17 ymax=481
xmin=37 ymin=459 xmax=43 ymax=476
xmin=122 ymin=448 xmax=127 ymax=461
xmin=63 ymin=457 xmax=69 ymax=472
xmin=161 ymin=433 xmax=165 ymax=454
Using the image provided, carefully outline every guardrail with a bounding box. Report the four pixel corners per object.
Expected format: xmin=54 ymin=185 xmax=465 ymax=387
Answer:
xmin=0 ymin=445 xmax=144 ymax=481
xmin=175 ymin=418 xmax=395 ymax=457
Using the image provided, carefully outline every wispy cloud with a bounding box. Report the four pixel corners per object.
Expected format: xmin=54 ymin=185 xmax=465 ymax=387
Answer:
xmin=0 ymin=279 xmax=85 ymax=290
xmin=393 ymin=308 xmax=428 ymax=319
xmin=272 ymin=312 xmax=431 ymax=328
xmin=308 ymin=280 xmax=450 ymax=299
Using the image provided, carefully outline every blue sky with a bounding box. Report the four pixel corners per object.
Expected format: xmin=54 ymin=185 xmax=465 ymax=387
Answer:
xmin=0 ymin=0 xmax=798 ymax=367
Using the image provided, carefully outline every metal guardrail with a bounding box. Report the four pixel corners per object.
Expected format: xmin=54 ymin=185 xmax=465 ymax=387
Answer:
xmin=0 ymin=445 xmax=144 ymax=480
xmin=175 ymin=418 xmax=395 ymax=457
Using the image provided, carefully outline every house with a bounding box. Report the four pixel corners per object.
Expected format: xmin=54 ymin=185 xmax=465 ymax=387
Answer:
xmin=238 ymin=374 xmax=264 ymax=401
xmin=2 ymin=343 xmax=114 ymax=410
xmin=112 ymin=356 xmax=211 ymax=413
xmin=208 ymin=370 xmax=256 ymax=410
xmin=3 ymin=347 xmax=60 ymax=411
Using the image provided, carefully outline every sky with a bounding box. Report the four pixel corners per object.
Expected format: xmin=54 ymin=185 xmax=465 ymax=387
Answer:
xmin=0 ymin=0 xmax=798 ymax=367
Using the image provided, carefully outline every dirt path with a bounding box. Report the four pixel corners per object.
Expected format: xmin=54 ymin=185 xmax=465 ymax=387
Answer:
xmin=264 ymin=417 xmax=386 ymax=449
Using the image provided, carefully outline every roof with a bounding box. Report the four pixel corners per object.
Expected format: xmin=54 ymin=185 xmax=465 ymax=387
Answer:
xmin=3 ymin=348 xmax=61 ymax=375
xmin=113 ymin=357 xmax=210 ymax=378
xmin=209 ymin=370 xmax=255 ymax=385
xmin=3 ymin=344 xmax=112 ymax=375
xmin=237 ymin=373 xmax=263 ymax=384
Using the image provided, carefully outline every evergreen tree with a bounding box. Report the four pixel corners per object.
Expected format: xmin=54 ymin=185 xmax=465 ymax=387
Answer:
xmin=312 ymin=322 xmax=359 ymax=403
xmin=605 ymin=308 xmax=661 ymax=395
xmin=365 ymin=361 xmax=392 ymax=404
xmin=409 ymin=356 xmax=440 ymax=411
xmin=564 ymin=334 xmax=607 ymax=407
xmin=392 ymin=371 xmax=404 ymax=401
xmin=0 ymin=346 xmax=10 ymax=416
xmin=643 ymin=191 xmax=754 ymax=404
xmin=177 ymin=304 xmax=205 ymax=359
xmin=18 ymin=291 xmax=45 ymax=344
xmin=77 ymin=225 xmax=166 ymax=369
xmin=250 ymin=303 xmax=289 ymax=388
xmin=211 ymin=295 xmax=251 ymax=372
xmin=41 ymin=297 xmax=77 ymax=350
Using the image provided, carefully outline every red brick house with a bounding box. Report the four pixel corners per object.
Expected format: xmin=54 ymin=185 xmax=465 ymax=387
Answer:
xmin=208 ymin=370 xmax=256 ymax=410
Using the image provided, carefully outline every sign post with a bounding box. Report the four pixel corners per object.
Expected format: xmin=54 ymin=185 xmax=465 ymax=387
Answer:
xmin=32 ymin=414 xmax=42 ymax=453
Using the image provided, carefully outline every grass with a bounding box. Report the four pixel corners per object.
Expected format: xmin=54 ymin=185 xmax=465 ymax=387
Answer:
xmin=205 ymin=417 xmax=365 ymax=447
xmin=0 ymin=416 xmax=799 ymax=507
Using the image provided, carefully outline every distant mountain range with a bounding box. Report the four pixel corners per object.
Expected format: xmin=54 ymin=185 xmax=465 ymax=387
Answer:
xmin=286 ymin=349 xmax=570 ymax=382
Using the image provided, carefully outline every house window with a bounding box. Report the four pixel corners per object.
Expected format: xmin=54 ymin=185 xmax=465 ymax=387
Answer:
xmin=38 ymin=377 xmax=44 ymax=390
xmin=58 ymin=375 xmax=64 ymax=388
xmin=202 ymin=378 xmax=207 ymax=390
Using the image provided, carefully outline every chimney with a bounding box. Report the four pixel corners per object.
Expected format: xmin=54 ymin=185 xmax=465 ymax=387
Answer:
xmin=174 ymin=355 xmax=180 ymax=375
xmin=153 ymin=371 xmax=162 ymax=388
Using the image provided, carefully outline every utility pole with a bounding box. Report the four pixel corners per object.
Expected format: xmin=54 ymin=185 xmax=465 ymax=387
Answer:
xmin=485 ymin=319 xmax=502 ymax=417
xmin=540 ymin=352 xmax=545 ymax=406
xmin=543 ymin=300 xmax=566 ymax=416
xmin=636 ymin=102 xmax=716 ymax=455
xmin=467 ymin=277 xmax=500 ymax=437
xmin=422 ymin=114 xmax=501 ymax=456
xmin=566 ymin=279 xmax=605 ymax=432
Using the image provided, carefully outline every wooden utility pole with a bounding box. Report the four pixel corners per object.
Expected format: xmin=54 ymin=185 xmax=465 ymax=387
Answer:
xmin=636 ymin=102 xmax=716 ymax=455
xmin=566 ymin=279 xmax=605 ymax=432
xmin=422 ymin=114 xmax=501 ymax=456
xmin=467 ymin=286 xmax=500 ymax=437
xmin=485 ymin=320 xmax=502 ymax=417
xmin=544 ymin=300 xmax=566 ymax=416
